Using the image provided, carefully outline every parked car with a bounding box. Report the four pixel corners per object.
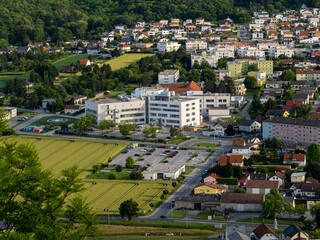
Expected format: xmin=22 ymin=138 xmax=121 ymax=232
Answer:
xmin=160 ymin=215 xmax=167 ymax=218
xmin=146 ymin=152 xmax=152 ymax=155
xmin=139 ymin=158 xmax=144 ymax=161
xmin=134 ymin=154 xmax=140 ymax=156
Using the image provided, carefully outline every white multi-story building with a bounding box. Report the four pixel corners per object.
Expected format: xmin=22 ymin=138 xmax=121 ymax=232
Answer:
xmin=149 ymin=93 xmax=200 ymax=128
xmin=257 ymin=42 xmax=279 ymax=50
xmin=131 ymin=87 xmax=167 ymax=98
xmin=237 ymin=46 xmax=265 ymax=58
xmin=191 ymin=53 xmax=217 ymax=68
xmin=215 ymin=70 xmax=231 ymax=81
xmin=207 ymin=46 xmax=235 ymax=59
xmin=252 ymin=31 xmax=264 ymax=40
xmin=268 ymin=46 xmax=294 ymax=58
xmin=142 ymin=164 xmax=185 ymax=180
xmin=186 ymin=39 xmax=207 ymax=52
xmin=85 ymin=97 xmax=146 ymax=124
xmin=158 ymin=70 xmax=180 ymax=84
xmin=182 ymin=93 xmax=231 ymax=118
xmin=157 ymin=41 xmax=181 ymax=52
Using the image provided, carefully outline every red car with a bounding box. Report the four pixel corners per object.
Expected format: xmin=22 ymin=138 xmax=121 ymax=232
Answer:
xmin=134 ymin=154 xmax=140 ymax=156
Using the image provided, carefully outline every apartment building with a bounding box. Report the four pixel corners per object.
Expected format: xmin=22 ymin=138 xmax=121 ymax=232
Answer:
xmin=215 ymin=70 xmax=231 ymax=81
xmin=158 ymin=69 xmax=180 ymax=84
xmin=149 ymin=94 xmax=200 ymax=128
xmin=186 ymin=39 xmax=207 ymax=52
xmin=234 ymin=82 xmax=247 ymax=95
xmin=268 ymin=46 xmax=294 ymax=58
xmin=207 ymin=46 xmax=235 ymax=59
xmin=182 ymin=93 xmax=231 ymax=118
xmin=227 ymin=62 xmax=242 ymax=78
xmin=296 ymin=70 xmax=320 ymax=81
xmin=237 ymin=46 xmax=265 ymax=58
xmin=191 ymin=53 xmax=217 ymax=68
xmin=263 ymin=117 xmax=320 ymax=146
xmin=256 ymin=60 xmax=273 ymax=74
xmin=228 ymin=60 xmax=273 ymax=78
xmin=247 ymin=71 xmax=267 ymax=86
xmin=85 ymin=97 xmax=146 ymax=124
xmin=157 ymin=41 xmax=181 ymax=52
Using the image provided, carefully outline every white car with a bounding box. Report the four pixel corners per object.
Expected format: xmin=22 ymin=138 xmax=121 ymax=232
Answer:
xmin=140 ymin=149 xmax=147 ymax=152
xmin=160 ymin=153 xmax=166 ymax=156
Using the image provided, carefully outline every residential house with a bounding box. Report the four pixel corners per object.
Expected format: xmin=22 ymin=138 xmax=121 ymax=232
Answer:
xmin=174 ymin=195 xmax=220 ymax=211
xmin=24 ymin=80 xmax=34 ymax=89
xmin=239 ymin=120 xmax=261 ymax=133
xmin=246 ymin=180 xmax=280 ymax=195
xmin=283 ymin=153 xmax=306 ymax=166
xmin=73 ymin=95 xmax=87 ymax=104
xmin=253 ymin=223 xmax=279 ymax=240
xmin=157 ymin=41 xmax=181 ymax=52
xmin=251 ymin=173 xmax=268 ymax=180
xmin=3 ymin=107 xmax=17 ymax=120
xmin=225 ymin=226 xmax=250 ymax=240
xmin=232 ymin=139 xmax=246 ymax=147
xmin=65 ymin=105 xmax=81 ymax=114
xmin=296 ymin=70 xmax=320 ymax=81
xmin=238 ymin=175 xmax=250 ymax=187
xmin=269 ymin=172 xmax=286 ymax=185
xmin=204 ymin=173 xmax=221 ymax=184
xmin=193 ymin=182 xmax=227 ymax=195
xmin=245 ymin=136 xmax=262 ymax=148
xmin=282 ymin=224 xmax=309 ymax=240
xmin=266 ymin=110 xmax=290 ymax=118
xmin=117 ymin=44 xmax=131 ymax=52
xmin=158 ymin=70 xmax=180 ymax=84
xmin=215 ymin=70 xmax=231 ymax=81
xmin=235 ymin=82 xmax=247 ymax=95
xmin=291 ymin=172 xmax=306 ymax=183
xmin=218 ymin=155 xmax=244 ymax=167
xmin=220 ymin=193 xmax=264 ymax=212
xmin=213 ymin=120 xmax=238 ymax=136
xmin=79 ymin=59 xmax=92 ymax=67
xmin=42 ymin=98 xmax=56 ymax=109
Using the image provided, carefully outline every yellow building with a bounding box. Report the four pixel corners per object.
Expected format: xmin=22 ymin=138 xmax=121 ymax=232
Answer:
xmin=248 ymin=71 xmax=266 ymax=87
xmin=290 ymin=172 xmax=306 ymax=183
xmin=227 ymin=62 xmax=242 ymax=78
xmin=256 ymin=60 xmax=273 ymax=74
xmin=236 ymin=59 xmax=250 ymax=74
xmin=307 ymin=200 xmax=320 ymax=210
xmin=194 ymin=182 xmax=227 ymax=195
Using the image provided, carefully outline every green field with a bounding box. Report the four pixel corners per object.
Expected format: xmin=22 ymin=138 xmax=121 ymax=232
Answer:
xmin=0 ymin=72 xmax=31 ymax=90
xmin=0 ymin=135 xmax=175 ymax=215
xmin=52 ymin=54 xmax=99 ymax=70
xmin=102 ymin=53 xmax=154 ymax=71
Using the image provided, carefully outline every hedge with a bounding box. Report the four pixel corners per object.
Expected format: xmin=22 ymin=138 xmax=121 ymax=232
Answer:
xmin=216 ymin=178 xmax=238 ymax=185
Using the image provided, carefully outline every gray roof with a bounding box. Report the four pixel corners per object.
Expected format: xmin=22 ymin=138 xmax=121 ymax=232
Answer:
xmin=227 ymin=231 xmax=250 ymax=240
xmin=283 ymin=224 xmax=305 ymax=238
xmin=239 ymin=119 xmax=255 ymax=126
xmin=175 ymin=195 xmax=220 ymax=203
xmin=264 ymin=117 xmax=320 ymax=128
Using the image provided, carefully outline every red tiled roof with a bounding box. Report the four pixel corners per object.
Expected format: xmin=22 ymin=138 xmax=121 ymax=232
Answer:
xmin=270 ymin=171 xmax=285 ymax=179
xmin=206 ymin=173 xmax=222 ymax=179
xmin=238 ymin=175 xmax=249 ymax=183
xmin=316 ymin=107 xmax=320 ymax=112
xmin=65 ymin=105 xmax=80 ymax=110
xmin=232 ymin=139 xmax=245 ymax=146
xmin=218 ymin=155 xmax=244 ymax=165
xmin=246 ymin=180 xmax=279 ymax=189
xmin=0 ymin=91 xmax=4 ymax=97
xmin=286 ymin=100 xmax=303 ymax=106
xmin=79 ymin=59 xmax=89 ymax=66
xmin=156 ymin=81 xmax=201 ymax=94
xmin=299 ymin=30 xmax=308 ymax=36
xmin=296 ymin=70 xmax=320 ymax=74
xmin=254 ymin=224 xmax=279 ymax=239
xmin=284 ymin=153 xmax=306 ymax=162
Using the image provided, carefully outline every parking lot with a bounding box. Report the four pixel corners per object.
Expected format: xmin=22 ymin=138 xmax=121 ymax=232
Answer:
xmin=112 ymin=145 xmax=212 ymax=167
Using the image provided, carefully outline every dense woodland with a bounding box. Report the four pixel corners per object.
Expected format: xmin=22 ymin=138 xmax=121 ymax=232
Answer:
xmin=0 ymin=0 xmax=314 ymax=46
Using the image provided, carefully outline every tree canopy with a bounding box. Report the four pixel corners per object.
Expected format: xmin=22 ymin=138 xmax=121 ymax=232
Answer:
xmin=0 ymin=141 xmax=98 ymax=239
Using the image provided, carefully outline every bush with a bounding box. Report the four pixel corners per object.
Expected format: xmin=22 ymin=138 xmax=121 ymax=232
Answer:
xmin=116 ymin=165 xmax=122 ymax=172
xmin=108 ymin=173 xmax=116 ymax=179
xmin=2 ymin=128 xmax=15 ymax=136
xmin=130 ymin=170 xmax=141 ymax=180
xmin=149 ymin=203 xmax=154 ymax=208
xmin=216 ymin=178 xmax=238 ymax=185
xmin=160 ymin=194 xmax=165 ymax=200
xmin=163 ymin=189 xmax=169 ymax=195
xmin=172 ymin=182 xmax=177 ymax=187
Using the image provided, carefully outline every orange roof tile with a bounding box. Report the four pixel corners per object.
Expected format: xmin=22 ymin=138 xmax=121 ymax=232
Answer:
xmin=254 ymin=224 xmax=279 ymax=239
xmin=284 ymin=153 xmax=306 ymax=162
xmin=232 ymin=139 xmax=246 ymax=146
xmin=156 ymin=81 xmax=201 ymax=94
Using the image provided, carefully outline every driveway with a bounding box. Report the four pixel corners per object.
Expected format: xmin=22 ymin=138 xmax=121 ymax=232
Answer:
xmin=239 ymin=100 xmax=252 ymax=120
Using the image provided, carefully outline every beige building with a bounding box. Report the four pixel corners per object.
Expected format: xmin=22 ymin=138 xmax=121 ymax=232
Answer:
xmin=246 ymin=180 xmax=280 ymax=195
xmin=234 ymin=82 xmax=247 ymax=95
xmin=220 ymin=193 xmax=264 ymax=212
xmin=291 ymin=172 xmax=306 ymax=183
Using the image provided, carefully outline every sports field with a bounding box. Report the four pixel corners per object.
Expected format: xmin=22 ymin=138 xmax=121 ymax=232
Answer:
xmin=102 ymin=53 xmax=154 ymax=71
xmin=1 ymin=135 xmax=173 ymax=214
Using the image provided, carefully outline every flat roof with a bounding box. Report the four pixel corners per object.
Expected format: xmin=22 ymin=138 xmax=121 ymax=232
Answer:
xmin=143 ymin=164 xmax=184 ymax=174
xmin=89 ymin=97 xmax=144 ymax=104
xmin=291 ymin=172 xmax=306 ymax=177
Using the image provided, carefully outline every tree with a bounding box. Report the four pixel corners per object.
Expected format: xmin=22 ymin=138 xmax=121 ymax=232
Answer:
xmin=244 ymin=76 xmax=257 ymax=88
xmin=0 ymin=107 xmax=10 ymax=136
xmin=311 ymin=203 xmax=320 ymax=227
xmin=169 ymin=127 xmax=182 ymax=137
xmin=265 ymin=137 xmax=284 ymax=149
xmin=130 ymin=170 xmax=141 ymax=180
xmin=143 ymin=125 xmax=157 ymax=138
xmin=172 ymin=182 xmax=177 ymax=187
xmin=0 ymin=141 xmax=98 ymax=238
xmin=307 ymin=143 xmax=320 ymax=165
xmin=119 ymin=198 xmax=139 ymax=220
xmin=248 ymin=63 xmax=259 ymax=72
xmin=232 ymin=165 xmax=243 ymax=179
xmin=125 ymin=156 xmax=134 ymax=169
xmin=225 ymin=161 xmax=234 ymax=178
xmin=116 ymin=165 xmax=122 ymax=172
xmin=234 ymin=187 xmax=246 ymax=193
xmin=119 ymin=123 xmax=135 ymax=136
xmin=281 ymin=69 xmax=296 ymax=81
xmin=294 ymin=204 xmax=306 ymax=217
xmin=262 ymin=188 xmax=284 ymax=218
xmin=291 ymin=104 xmax=312 ymax=119
xmin=217 ymin=57 xmax=227 ymax=69
xmin=283 ymin=202 xmax=294 ymax=216
xmin=98 ymin=120 xmax=115 ymax=132
xmin=73 ymin=115 xmax=95 ymax=133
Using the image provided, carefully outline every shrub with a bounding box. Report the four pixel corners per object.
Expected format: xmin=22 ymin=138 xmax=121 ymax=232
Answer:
xmin=116 ymin=165 xmax=122 ymax=172
xmin=172 ymin=182 xmax=177 ymax=187
xmin=216 ymin=178 xmax=238 ymax=185
xmin=108 ymin=173 xmax=116 ymax=179
xmin=163 ymin=189 xmax=169 ymax=195
xmin=149 ymin=203 xmax=154 ymax=208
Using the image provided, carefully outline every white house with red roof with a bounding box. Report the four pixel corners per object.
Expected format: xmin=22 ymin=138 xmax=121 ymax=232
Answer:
xmin=204 ymin=173 xmax=221 ymax=184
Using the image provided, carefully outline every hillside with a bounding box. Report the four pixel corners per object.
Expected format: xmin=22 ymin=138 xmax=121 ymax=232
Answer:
xmin=0 ymin=0 xmax=305 ymax=45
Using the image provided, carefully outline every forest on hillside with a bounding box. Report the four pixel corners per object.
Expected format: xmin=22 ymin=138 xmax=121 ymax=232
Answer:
xmin=0 ymin=0 xmax=316 ymax=45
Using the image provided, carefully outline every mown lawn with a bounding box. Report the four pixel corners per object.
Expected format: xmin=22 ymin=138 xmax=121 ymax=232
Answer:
xmin=237 ymin=217 xmax=300 ymax=225
xmin=102 ymin=53 xmax=154 ymax=71
xmin=0 ymin=72 xmax=31 ymax=90
xmin=170 ymin=211 xmax=188 ymax=218
xmin=29 ymin=116 xmax=77 ymax=127
xmin=221 ymin=115 xmax=246 ymax=124
xmin=52 ymin=54 xmax=99 ymax=70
